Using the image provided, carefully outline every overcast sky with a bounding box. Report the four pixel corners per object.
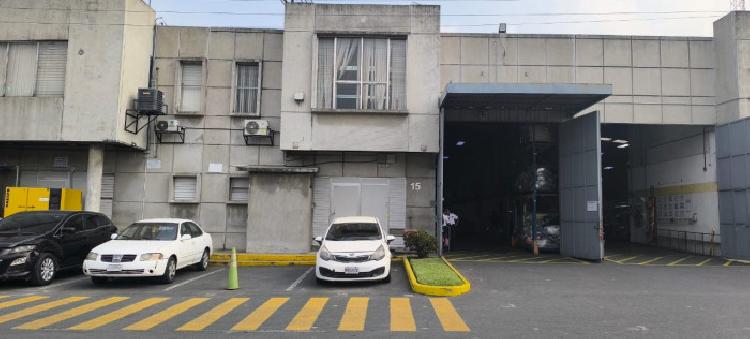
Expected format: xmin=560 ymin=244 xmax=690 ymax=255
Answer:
xmin=149 ymin=0 xmax=732 ymax=36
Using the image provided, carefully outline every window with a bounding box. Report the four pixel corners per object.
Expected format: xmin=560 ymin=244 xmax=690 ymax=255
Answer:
xmin=235 ymin=63 xmax=260 ymax=114
xmin=180 ymin=223 xmax=190 ymax=238
xmin=180 ymin=62 xmax=202 ymax=112
xmin=316 ymin=37 xmax=406 ymax=111
xmin=83 ymin=214 xmax=99 ymax=230
xmin=229 ymin=177 xmax=249 ymax=201
xmin=64 ymin=214 xmax=85 ymax=232
xmin=173 ymin=176 xmax=198 ymax=201
xmin=0 ymin=41 xmax=67 ymax=97
xmin=100 ymin=173 xmax=114 ymax=217
xmin=187 ymin=223 xmax=203 ymax=238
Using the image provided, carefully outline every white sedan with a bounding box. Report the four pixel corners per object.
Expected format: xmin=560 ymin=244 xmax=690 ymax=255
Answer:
xmin=314 ymin=216 xmax=395 ymax=283
xmin=83 ymin=218 xmax=213 ymax=284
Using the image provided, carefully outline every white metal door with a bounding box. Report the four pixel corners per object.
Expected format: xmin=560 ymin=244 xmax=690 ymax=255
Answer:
xmin=362 ymin=180 xmax=389 ymax=233
xmin=331 ymin=183 xmax=361 ymax=220
xmin=559 ymin=111 xmax=604 ymax=260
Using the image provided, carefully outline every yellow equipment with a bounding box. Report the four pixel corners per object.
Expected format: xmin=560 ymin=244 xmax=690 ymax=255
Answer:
xmin=3 ymin=187 xmax=83 ymax=217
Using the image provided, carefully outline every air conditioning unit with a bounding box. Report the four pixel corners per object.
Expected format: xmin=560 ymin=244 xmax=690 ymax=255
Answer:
xmin=136 ymin=88 xmax=164 ymax=114
xmin=156 ymin=120 xmax=180 ymax=132
xmin=243 ymin=119 xmax=270 ymax=136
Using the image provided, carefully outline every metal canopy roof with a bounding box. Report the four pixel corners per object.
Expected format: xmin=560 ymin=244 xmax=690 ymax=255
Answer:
xmin=440 ymin=82 xmax=612 ymax=116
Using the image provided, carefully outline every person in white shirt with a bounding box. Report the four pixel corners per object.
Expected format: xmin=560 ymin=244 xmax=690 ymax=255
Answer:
xmin=442 ymin=209 xmax=459 ymax=251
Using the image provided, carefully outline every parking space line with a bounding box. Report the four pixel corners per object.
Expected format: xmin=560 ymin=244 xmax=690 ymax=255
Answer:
xmin=613 ymin=256 xmax=638 ymax=264
xmin=15 ymin=297 xmax=128 ymax=330
xmin=286 ymin=267 xmax=314 ymax=291
xmin=163 ymin=268 xmax=225 ymax=292
xmin=338 ymin=297 xmax=368 ymax=332
xmin=476 ymin=255 xmax=528 ymax=262
xmin=231 ymin=297 xmax=289 ymax=331
xmin=695 ymin=258 xmax=713 ymax=266
xmin=176 ymin=297 xmax=249 ymax=332
xmin=124 ymin=298 xmax=209 ymax=331
xmin=40 ymin=276 xmax=88 ymax=290
xmin=285 ymin=297 xmax=328 ymax=331
xmin=429 ymin=298 xmax=470 ymax=332
xmin=0 ymin=297 xmax=88 ymax=325
xmin=724 ymin=259 xmax=733 ymax=267
xmin=637 ymin=256 xmax=664 ymax=265
xmin=666 ymin=256 xmax=693 ymax=266
xmin=0 ymin=296 xmax=48 ymax=311
xmin=449 ymin=254 xmax=498 ymax=260
xmin=68 ymin=297 xmax=169 ymax=331
xmin=390 ymin=298 xmax=416 ymax=332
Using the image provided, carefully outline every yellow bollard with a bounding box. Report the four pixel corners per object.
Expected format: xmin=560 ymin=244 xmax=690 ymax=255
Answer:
xmin=227 ymin=248 xmax=238 ymax=290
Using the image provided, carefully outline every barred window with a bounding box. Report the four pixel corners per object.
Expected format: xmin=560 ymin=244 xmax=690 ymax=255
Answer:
xmin=235 ymin=63 xmax=260 ymax=114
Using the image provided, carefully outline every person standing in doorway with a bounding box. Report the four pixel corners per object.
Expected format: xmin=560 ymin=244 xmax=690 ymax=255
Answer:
xmin=442 ymin=209 xmax=452 ymax=251
xmin=447 ymin=209 xmax=459 ymax=247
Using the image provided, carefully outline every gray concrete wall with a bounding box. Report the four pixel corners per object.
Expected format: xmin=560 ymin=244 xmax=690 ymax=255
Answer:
xmin=0 ymin=0 xmax=154 ymax=148
xmin=246 ymin=173 xmax=313 ymax=253
xmin=441 ymin=34 xmax=717 ymax=125
xmin=280 ymin=4 xmax=440 ymax=153
xmin=713 ymin=12 xmax=750 ymax=124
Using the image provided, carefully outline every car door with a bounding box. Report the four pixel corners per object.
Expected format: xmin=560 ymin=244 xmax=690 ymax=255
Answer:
xmin=57 ymin=214 xmax=88 ymax=268
xmin=186 ymin=223 xmax=204 ymax=263
xmin=177 ymin=223 xmax=195 ymax=267
xmin=82 ymin=214 xmax=108 ymax=249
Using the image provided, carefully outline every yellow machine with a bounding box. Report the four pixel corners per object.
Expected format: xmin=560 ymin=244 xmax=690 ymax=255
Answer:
xmin=3 ymin=187 xmax=83 ymax=217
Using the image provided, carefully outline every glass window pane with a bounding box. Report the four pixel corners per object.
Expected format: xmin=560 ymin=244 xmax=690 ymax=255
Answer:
xmin=336 ymin=38 xmax=359 ymax=81
xmin=6 ymin=42 xmax=37 ymax=96
xmin=235 ymin=64 xmax=259 ymax=113
xmin=364 ymin=83 xmax=388 ymax=110
xmin=336 ymin=83 xmax=359 ymax=109
xmin=390 ymin=39 xmax=407 ymax=110
xmin=317 ymin=38 xmax=334 ymax=109
xmin=181 ymin=63 xmax=202 ymax=112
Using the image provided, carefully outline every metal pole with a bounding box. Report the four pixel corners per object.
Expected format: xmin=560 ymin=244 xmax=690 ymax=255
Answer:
xmin=531 ymin=125 xmax=539 ymax=256
xmin=437 ymin=107 xmax=445 ymax=256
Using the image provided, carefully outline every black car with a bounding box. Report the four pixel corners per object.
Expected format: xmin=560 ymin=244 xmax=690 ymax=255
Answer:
xmin=0 ymin=211 xmax=117 ymax=286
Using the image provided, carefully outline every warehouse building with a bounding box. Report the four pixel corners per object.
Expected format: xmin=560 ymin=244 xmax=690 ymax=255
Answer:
xmin=1 ymin=0 xmax=749 ymax=260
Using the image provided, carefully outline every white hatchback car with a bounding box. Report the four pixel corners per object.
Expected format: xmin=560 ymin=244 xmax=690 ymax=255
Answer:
xmin=83 ymin=218 xmax=213 ymax=284
xmin=314 ymin=216 xmax=395 ymax=283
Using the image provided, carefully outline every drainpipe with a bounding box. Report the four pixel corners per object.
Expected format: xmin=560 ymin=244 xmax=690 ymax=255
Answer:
xmin=437 ymin=107 xmax=445 ymax=256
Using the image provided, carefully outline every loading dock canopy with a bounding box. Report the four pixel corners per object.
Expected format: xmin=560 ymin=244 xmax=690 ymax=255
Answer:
xmin=440 ymin=83 xmax=611 ymax=121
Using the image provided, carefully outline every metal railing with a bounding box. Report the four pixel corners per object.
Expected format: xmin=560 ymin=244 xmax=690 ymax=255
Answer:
xmin=655 ymin=229 xmax=721 ymax=256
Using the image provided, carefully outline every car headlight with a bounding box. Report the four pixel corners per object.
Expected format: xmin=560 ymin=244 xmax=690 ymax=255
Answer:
xmin=319 ymin=245 xmax=332 ymax=261
xmin=369 ymin=245 xmax=386 ymax=261
xmin=85 ymin=252 xmax=98 ymax=261
xmin=9 ymin=245 xmax=36 ymax=254
xmin=140 ymin=253 xmax=164 ymax=261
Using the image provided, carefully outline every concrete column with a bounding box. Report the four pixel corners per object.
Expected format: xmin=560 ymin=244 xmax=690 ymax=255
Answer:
xmin=84 ymin=144 xmax=104 ymax=212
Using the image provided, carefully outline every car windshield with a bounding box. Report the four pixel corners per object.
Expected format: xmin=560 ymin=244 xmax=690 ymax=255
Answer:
xmin=325 ymin=223 xmax=381 ymax=241
xmin=0 ymin=213 xmax=66 ymax=236
xmin=116 ymin=223 xmax=178 ymax=241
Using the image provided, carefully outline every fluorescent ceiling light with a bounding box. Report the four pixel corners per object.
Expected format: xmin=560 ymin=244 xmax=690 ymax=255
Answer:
xmin=613 ymin=139 xmax=628 ymax=144
xmin=443 ymin=156 xmax=449 ymax=159
xmin=617 ymin=144 xmax=629 ymax=149
xmin=456 ymin=141 xmax=466 ymax=146
xmin=603 ymin=166 xmax=614 ymax=170
xmin=601 ymin=137 xmax=612 ymax=142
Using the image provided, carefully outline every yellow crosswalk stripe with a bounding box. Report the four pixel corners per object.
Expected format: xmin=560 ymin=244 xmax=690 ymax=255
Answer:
xmin=0 ymin=296 xmax=48 ymax=310
xmin=124 ymin=298 xmax=209 ymax=331
xmin=15 ymin=297 xmax=128 ymax=330
xmin=68 ymin=297 xmax=169 ymax=331
xmin=429 ymin=298 xmax=470 ymax=332
xmin=176 ymin=297 xmax=248 ymax=332
xmin=231 ymin=297 xmax=289 ymax=331
xmin=338 ymin=297 xmax=368 ymax=331
xmin=285 ymin=297 xmax=328 ymax=331
xmin=0 ymin=297 xmax=88 ymax=325
xmin=390 ymin=297 xmax=416 ymax=332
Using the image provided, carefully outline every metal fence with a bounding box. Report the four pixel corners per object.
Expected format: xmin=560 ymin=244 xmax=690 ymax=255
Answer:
xmin=656 ymin=229 xmax=721 ymax=256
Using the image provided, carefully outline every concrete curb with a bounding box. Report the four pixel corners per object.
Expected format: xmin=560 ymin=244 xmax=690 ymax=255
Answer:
xmin=403 ymin=256 xmax=471 ymax=297
xmin=209 ymin=253 xmax=404 ymax=267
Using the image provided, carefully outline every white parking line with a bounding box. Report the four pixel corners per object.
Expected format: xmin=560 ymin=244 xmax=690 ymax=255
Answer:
xmin=286 ymin=267 xmax=314 ymax=291
xmin=163 ymin=268 xmax=225 ymax=292
xmin=40 ymin=276 xmax=88 ymax=290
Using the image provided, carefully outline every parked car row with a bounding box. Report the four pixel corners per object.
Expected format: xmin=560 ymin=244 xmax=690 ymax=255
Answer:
xmin=0 ymin=211 xmax=212 ymax=286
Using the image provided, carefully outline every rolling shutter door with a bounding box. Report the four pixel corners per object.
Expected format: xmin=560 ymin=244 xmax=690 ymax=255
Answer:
xmin=174 ymin=177 xmax=197 ymax=201
xmin=312 ymin=177 xmax=332 ymax=238
xmin=387 ymin=178 xmax=407 ymax=230
xmin=35 ymin=41 xmax=67 ymax=96
xmin=100 ymin=173 xmax=114 ymax=217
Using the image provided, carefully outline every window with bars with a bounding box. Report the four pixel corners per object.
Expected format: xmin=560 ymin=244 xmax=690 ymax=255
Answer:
xmin=229 ymin=177 xmax=249 ymax=201
xmin=316 ymin=37 xmax=406 ymax=111
xmin=0 ymin=41 xmax=67 ymax=97
xmin=235 ymin=63 xmax=260 ymax=114
xmin=180 ymin=62 xmax=202 ymax=112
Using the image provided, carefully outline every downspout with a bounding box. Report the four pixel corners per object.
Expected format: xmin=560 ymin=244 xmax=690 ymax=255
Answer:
xmin=437 ymin=106 xmax=445 ymax=256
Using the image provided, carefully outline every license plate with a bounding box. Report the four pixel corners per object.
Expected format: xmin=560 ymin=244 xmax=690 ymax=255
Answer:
xmin=106 ymin=264 xmax=123 ymax=272
xmin=344 ymin=267 xmax=359 ymax=275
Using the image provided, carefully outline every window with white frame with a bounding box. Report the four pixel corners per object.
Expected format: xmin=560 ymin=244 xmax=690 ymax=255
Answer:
xmin=316 ymin=37 xmax=406 ymax=111
xmin=180 ymin=62 xmax=202 ymax=112
xmin=229 ymin=177 xmax=249 ymax=201
xmin=235 ymin=63 xmax=260 ymax=114
xmin=0 ymin=41 xmax=67 ymax=97
xmin=173 ymin=176 xmax=198 ymax=201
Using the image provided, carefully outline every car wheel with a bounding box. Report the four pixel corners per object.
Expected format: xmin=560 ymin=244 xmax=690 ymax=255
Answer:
xmin=193 ymin=249 xmax=209 ymax=271
xmin=382 ymin=272 xmax=392 ymax=283
xmin=159 ymin=257 xmax=177 ymax=284
xmin=30 ymin=253 xmax=56 ymax=286
xmin=91 ymin=276 xmax=109 ymax=285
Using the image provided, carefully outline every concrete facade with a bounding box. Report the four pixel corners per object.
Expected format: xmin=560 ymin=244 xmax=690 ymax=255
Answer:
xmin=2 ymin=0 xmax=750 ymax=255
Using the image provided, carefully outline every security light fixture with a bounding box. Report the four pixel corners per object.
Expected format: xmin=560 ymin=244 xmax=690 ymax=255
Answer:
xmin=617 ymin=144 xmax=629 ymax=149
xmin=613 ymin=139 xmax=628 ymax=144
xmin=456 ymin=140 xmax=466 ymax=146
xmin=604 ymin=166 xmax=614 ymax=170
xmin=601 ymin=137 xmax=612 ymax=142
xmin=443 ymin=156 xmax=449 ymax=160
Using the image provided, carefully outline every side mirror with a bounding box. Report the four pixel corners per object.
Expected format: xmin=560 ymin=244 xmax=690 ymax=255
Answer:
xmin=61 ymin=227 xmax=77 ymax=233
xmin=386 ymin=235 xmax=396 ymax=244
xmin=181 ymin=234 xmax=192 ymax=241
xmin=313 ymin=236 xmax=323 ymax=245
xmin=110 ymin=233 xmax=118 ymax=240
